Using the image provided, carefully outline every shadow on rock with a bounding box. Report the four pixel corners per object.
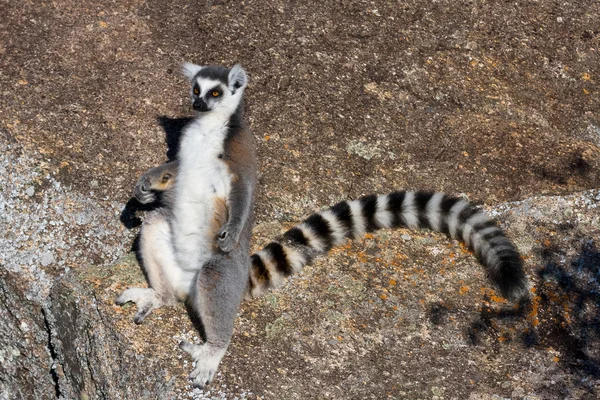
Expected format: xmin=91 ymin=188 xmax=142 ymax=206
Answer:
xmin=157 ymin=115 xmax=191 ymax=161
xmin=531 ymin=240 xmax=600 ymax=378
xmin=465 ymin=239 xmax=600 ymax=382
xmin=119 ymin=115 xmax=190 ymax=230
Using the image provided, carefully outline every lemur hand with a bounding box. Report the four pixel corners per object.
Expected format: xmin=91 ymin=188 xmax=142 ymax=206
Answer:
xmin=217 ymin=225 xmax=238 ymax=253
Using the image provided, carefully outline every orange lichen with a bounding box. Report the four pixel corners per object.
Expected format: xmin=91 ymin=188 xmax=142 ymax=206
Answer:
xmin=357 ymin=251 xmax=367 ymax=263
xmin=490 ymin=294 xmax=507 ymax=303
xmin=459 ymin=286 xmax=469 ymax=295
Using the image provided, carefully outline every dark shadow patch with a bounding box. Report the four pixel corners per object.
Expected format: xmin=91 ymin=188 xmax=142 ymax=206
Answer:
xmin=157 ymin=116 xmax=192 ymax=161
xmin=531 ymin=166 xmax=568 ymax=185
xmin=533 ymin=240 xmax=600 ymax=378
xmin=184 ymin=300 xmax=207 ymax=343
xmin=466 ymin=319 xmax=489 ymax=346
xmin=465 ymin=296 xmax=528 ymax=347
xmin=466 ymin=237 xmax=600 ymax=383
xmin=427 ymin=302 xmax=451 ymax=326
xmin=570 ymin=151 xmax=591 ymax=175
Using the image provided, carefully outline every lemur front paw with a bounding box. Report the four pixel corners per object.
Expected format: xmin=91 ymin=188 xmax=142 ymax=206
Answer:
xmin=217 ymin=226 xmax=237 ymax=253
xmin=115 ymin=288 xmax=162 ymax=324
xmin=134 ymin=177 xmax=156 ymax=204
xmin=179 ymin=341 xmax=227 ymax=389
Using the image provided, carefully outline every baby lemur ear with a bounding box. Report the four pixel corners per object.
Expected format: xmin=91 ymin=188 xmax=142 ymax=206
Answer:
xmin=182 ymin=62 xmax=204 ymax=81
xmin=228 ymin=64 xmax=248 ymax=93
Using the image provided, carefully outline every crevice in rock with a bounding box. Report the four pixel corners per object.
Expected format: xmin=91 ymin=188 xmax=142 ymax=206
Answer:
xmin=42 ymin=307 xmax=62 ymax=399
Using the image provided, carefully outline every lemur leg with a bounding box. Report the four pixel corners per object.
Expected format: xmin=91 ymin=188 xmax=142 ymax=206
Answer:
xmin=116 ymin=211 xmax=179 ymax=323
xmin=179 ymin=254 xmax=248 ymax=388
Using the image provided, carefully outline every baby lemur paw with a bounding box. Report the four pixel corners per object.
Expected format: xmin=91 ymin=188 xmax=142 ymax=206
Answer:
xmin=115 ymin=288 xmax=162 ymax=324
xmin=134 ymin=177 xmax=156 ymax=204
xmin=217 ymin=226 xmax=237 ymax=253
xmin=179 ymin=341 xmax=227 ymax=389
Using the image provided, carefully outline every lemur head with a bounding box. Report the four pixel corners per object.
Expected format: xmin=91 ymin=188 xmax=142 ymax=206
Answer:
xmin=182 ymin=63 xmax=248 ymax=114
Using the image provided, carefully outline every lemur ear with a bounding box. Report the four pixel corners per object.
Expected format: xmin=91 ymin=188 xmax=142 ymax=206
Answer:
xmin=228 ymin=64 xmax=248 ymax=93
xmin=182 ymin=62 xmax=203 ymax=81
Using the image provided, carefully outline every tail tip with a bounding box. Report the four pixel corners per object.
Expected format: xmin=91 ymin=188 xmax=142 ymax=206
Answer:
xmin=502 ymin=280 xmax=530 ymax=303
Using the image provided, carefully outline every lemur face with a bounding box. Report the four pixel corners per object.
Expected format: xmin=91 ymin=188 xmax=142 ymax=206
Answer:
xmin=191 ymin=78 xmax=228 ymax=113
xmin=182 ymin=63 xmax=248 ymax=114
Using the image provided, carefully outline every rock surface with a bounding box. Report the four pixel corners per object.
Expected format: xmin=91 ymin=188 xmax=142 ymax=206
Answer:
xmin=1 ymin=0 xmax=599 ymax=399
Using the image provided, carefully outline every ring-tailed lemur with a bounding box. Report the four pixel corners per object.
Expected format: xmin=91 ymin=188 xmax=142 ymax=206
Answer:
xmin=124 ymin=64 xmax=528 ymax=389
xmin=116 ymin=63 xmax=257 ymax=388
xmin=133 ymin=160 xmax=178 ymax=204
xmin=136 ymin=169 xmax=528 ymax=302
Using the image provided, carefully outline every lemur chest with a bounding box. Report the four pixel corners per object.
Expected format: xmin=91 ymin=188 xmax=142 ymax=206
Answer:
xmin=178 ymin=122 xmax=232 ymax=196
xmin=173 ymin=125 xmax=232 ymax=248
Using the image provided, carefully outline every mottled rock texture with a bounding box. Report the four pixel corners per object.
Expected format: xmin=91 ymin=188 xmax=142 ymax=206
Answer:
xmin=1 ymin=0 xmax=599 ymax=399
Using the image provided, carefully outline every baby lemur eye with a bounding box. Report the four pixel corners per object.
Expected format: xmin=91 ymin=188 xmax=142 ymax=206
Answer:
xmin=211 ymin=91 xmax=220 ymax=97
xmin=193 ymin=88 xmax=199 ymax=95
xmin=162 ymin=174 xmax=171 ymax=183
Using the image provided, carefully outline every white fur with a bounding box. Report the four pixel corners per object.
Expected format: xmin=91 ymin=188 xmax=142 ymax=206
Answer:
xmin=375 ymin=195 xmax=393 ymax=229
xmin=228 ymin=64 xmax=248 ymax=91
xmin=462 ymin=212 xmax=489 ymax=247
xmin=349 ymin=200 xmax=367 ymax=238
xmin=182 ymin=62 xmax=204 ymax=80
xmin=180 ymin=342 xmax=227 ymax=388
xmin=283 ymin=245 xmax=307 ymax=273
xmin=172 ymin=75 xmax=245 ymax=273
xmin=139 ymin=213 xmax=193 ymax=300
xmin=402 ymin=191 xmax=419 ymax=228
xmin=425 ymin=192 xmax=445 ymax=232
xmin=320 ymin=209 xmax=347 ymax=245
xmin=447 ymin=199 xmax=469 ymax=239
xmin=297 ymin=223 xmax=327 ymax=252
xmin=172 ymin=117 xmax=231 ymax=271
xmin=470 ymin=225 xmax=501 ymax=256
xmin=256 ymin=248 xmax=284 ymax=288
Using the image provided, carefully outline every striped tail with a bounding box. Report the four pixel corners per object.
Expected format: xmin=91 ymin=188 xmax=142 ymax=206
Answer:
xmin=247 ymin=191 xmax=528 ymax=302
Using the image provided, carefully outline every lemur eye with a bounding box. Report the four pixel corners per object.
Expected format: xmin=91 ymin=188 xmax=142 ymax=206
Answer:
xmin=162 ymin=174 xmax=171 ymax=183
xmin=193 ymin=88 xmax=199 ymax=95
xmin=211 ymin=91 xmax=220 ymax=97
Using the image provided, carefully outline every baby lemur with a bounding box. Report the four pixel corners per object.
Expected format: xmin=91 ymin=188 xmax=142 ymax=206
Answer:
xmin=121 ymin=63 xmax=528 ymax=389
xmin=117 ymin=63 xmax=256 ymax=387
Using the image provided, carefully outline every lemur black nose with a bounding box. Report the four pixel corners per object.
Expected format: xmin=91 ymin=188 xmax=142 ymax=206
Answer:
xmin=193 ymin=99 xmax=208 ymax=112
xmin=141 ymin=180 xmax=150 ymax=192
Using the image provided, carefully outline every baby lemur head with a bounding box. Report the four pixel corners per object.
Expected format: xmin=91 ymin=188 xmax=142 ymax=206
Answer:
xmin=182 ymin=63 xmax=248 ymax=114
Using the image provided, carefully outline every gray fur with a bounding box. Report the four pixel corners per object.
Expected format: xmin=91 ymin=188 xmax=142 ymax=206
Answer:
xmin=117 ymin=63 xmax=256 ymax=389
xmin=134 ymin=160 xmax=179 ymax=204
